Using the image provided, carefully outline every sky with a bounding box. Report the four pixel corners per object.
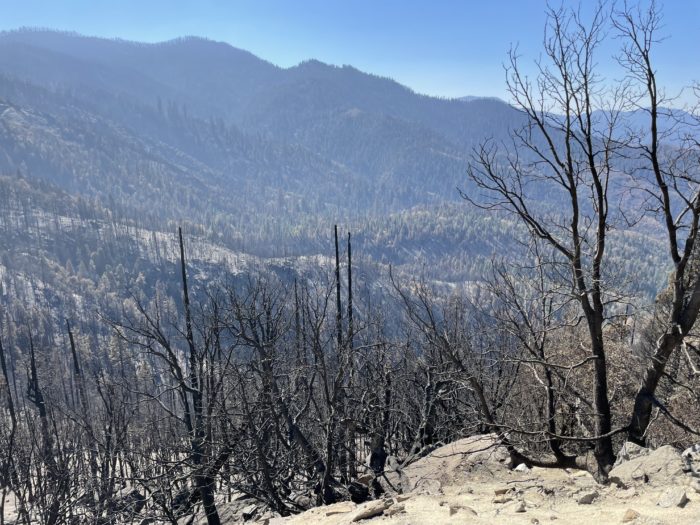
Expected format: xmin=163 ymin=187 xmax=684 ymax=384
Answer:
xmin=0 ymin=0 xmax=699 ymax=101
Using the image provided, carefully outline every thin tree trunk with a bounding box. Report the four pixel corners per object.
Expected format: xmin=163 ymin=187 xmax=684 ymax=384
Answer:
xmin=333 ymin=225 xmax=348 ymax=483
xmin=0 ymin=335 xmax=23 ymax=523
xmin=628 ymin=330 xmax=684 ymax=445
xmin=347 ymin=232 xmax=353 ymax=350
xmin=334 ymin=225 xmax=343 ymax=350
xmin=179 ymin=227 xmax=221 ymax=525
xmin=346 ymin=232 xmax=357 ymax=479
xmin=27 ymin=333 xmax=62 ymax=525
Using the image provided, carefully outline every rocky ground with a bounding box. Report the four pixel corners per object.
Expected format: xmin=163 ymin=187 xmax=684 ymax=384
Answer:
xmin=7 ymin=436 xmax=692 ymax=523
xmin=211 ymin=435 xmax=700 ymax=525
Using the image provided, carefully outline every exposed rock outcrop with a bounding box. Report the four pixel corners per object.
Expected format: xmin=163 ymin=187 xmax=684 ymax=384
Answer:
xmin=609 ymin=444 xmax=685 ymax=487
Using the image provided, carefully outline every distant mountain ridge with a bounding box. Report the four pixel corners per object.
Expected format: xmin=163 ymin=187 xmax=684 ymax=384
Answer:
xmin=0 ymin=29 xmax=525 ymax=145
xmin=0 ymin=28 xmax=671 ymax=300
xmin=0 ymin=29 xmax=531 ymax=224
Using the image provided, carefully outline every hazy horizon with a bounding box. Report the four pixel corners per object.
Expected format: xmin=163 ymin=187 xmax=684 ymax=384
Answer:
xmin=1 ymin=0 xmax=699 ymax=102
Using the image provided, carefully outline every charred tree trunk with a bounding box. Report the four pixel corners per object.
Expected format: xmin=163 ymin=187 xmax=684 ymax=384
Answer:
xmin=334 ymin=225 xmax=343 ymax=351
xmin=179 ymin=227 xmax=221 ymax=525
xmin=347 ymin=232 xmax=353 ymax=351
xmin=0 ymin=334 xmax=26 ymax=524
xmin=333 ymin=225 xmax=348 ymax=483
xmin=628 ymin=329 xmax=685 ymax=445
xmin=346 ymin=231 xmax=357 ymax=479
xmin=66 ymin=320 xmax=101 ymax=508
xmin=26 ymin=333 xmax=62 ymax=525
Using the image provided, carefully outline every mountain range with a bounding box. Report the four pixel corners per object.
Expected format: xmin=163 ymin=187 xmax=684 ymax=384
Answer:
xmin=0 ymin=29 xmax=672 ymax=326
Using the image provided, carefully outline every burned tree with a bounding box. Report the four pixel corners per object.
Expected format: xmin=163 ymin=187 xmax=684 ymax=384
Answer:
xmin=613 ymin=1 xmax=700 ymax=446
xmin=465 ymin=3 xmax=630 ymax=478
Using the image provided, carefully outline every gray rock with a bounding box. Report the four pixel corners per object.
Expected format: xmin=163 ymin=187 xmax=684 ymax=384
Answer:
xmin=614 ymin=442 xmax=651 ymax=469
xmin=609 ymin=445 xmax=685 ymax=487
xmin=577 ymin=490 xmax=599 ymax=505
xmin=657 ymin=487 xmax=689 ymax=508
xmin=514 ymin=463 xmax=530 ymax=473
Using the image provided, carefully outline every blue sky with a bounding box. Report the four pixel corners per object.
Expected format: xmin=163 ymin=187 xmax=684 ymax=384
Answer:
xmin=0 ymin=1 xmax=699 ymax=100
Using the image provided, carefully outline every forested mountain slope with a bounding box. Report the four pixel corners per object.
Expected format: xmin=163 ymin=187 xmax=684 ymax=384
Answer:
xmin=0 ymin=29 xmax=669 ymax=297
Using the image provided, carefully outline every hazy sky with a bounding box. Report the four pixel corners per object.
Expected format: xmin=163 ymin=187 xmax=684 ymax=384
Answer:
xmin=1 ymin=0 xmax=699 ymax=100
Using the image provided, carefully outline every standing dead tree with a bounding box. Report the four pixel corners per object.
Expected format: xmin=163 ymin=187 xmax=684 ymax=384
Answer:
xmin=25 ymin=332 xmax=67 ymax=525
xmin=464 ymin=3 xmax=630 ymax=478
xmin=465 ymin=0 xmax=700 ymax=476
xmin=485 ymin=242 xmax=580 ymax=462
xmin=613 ymin=1 xmax=700 ymax=446
xmin=0 ymin=330 xmax=22 ymax=525
xmin=111 ymin=228 xmax=234 ymax=524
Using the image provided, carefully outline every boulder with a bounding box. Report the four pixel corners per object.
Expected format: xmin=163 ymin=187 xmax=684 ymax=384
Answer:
xmin=608 ymin=445 xmax=685 ymax=487
xmin=621 ymin=508 xmax=640 ymax=522
xmin=657 ymin=487 xmax=689 ymax=508
xmin=614 ymin=442 xmax=651 ymax=468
